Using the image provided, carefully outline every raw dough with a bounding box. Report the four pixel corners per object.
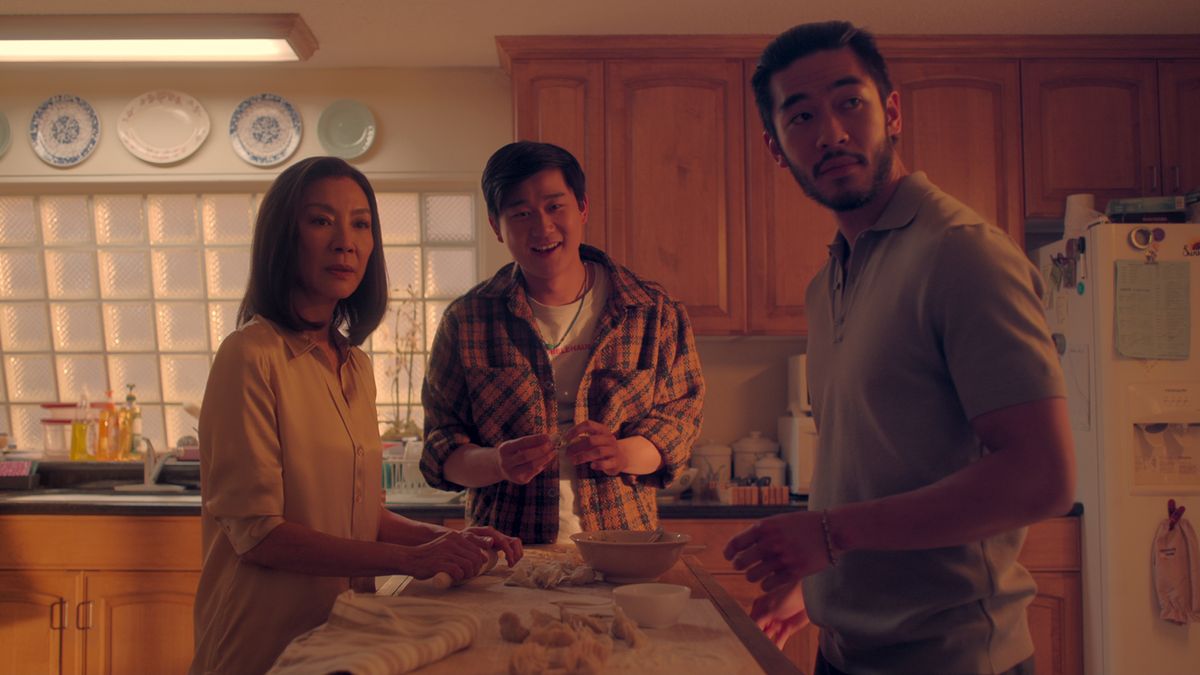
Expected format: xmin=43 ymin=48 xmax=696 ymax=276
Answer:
xmin=431 ymin=549 xmax=499 ymax=590
xmin=499 ymin=611 xmax=530 ymax=644
xmin=610 ymin=605 xmax=648 ymax=648
xmin=506 ymin=559 xmax=596 ymax=589
xmin=560 ymin=607 xmax=605 ymax=634
xmin=527 ymin=622 xmax=579 ymax=648
xmin=507 ymin=642 xmax=550 ymax=675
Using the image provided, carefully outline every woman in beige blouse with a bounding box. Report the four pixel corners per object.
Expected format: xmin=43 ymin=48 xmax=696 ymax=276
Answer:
xmin=190 ymin=157 xmax=522 ymax=675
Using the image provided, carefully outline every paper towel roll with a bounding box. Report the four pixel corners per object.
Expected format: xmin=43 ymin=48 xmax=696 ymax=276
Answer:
xmin=779 ymin=414 xmax=817 ymax=493
xmin=787 ymin=354 xmax=810 ymax=416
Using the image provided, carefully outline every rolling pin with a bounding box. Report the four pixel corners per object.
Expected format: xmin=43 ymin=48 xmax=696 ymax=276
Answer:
xmin=431 ymin=549 xmax=499 ymax=590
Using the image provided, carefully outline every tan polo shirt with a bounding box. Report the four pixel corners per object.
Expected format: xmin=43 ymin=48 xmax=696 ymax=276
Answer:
xmin=190 ymin=316 xmax=383 ymax=675
xmin=803 ymin=173 xmax=1066 ymax=674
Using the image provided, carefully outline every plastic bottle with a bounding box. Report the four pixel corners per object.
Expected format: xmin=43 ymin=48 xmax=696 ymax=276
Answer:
xmin=96 ymin=390 xmax=117 ymax=461
xmin=123 ymin=384 xmax=142 ymax=460
xmin=69 ymin=393 xmax=91 ymax=462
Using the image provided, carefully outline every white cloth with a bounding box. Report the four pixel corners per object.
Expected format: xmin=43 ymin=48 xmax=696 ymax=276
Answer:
xmin=1153 ymin=515 xmax=1200 ymax=624
xmin=267 ymin=591 xmax=480 ymax=675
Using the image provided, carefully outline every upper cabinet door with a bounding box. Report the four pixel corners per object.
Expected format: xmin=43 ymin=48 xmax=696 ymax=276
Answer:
xmin=744 ymin=62 xmax=838 ymax=335
xmin=891 ymin=60 xmax=1025 ymax=243
xmin=1159 ymin=60 xmax=1200 ymax=195
xmin=1022 ymin=60 xmax=1160 ymax=218
xmin=606 ymin=60 xmax=747 ymax=334
xmin=510 ymin=60 xmax=608 ymax=248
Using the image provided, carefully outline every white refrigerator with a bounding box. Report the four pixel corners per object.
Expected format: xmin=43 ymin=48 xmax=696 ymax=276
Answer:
xmin=1037 ymin=221 xmax=1200 ymax=675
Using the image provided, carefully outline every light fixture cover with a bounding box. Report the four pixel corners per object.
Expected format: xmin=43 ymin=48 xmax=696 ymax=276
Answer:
xmin=0 ymin=13 xmax=318 ymax=63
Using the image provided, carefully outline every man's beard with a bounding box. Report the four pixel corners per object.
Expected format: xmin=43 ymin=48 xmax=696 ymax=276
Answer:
xmin=789 ymin=139 xmax=895 ymax=213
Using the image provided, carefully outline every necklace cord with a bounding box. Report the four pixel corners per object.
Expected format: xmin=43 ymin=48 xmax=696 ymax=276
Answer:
xmin=542 ymin=264 xmax=590 ymax=351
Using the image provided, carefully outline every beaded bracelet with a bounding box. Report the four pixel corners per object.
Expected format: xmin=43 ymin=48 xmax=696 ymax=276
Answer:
xmin=820 ymin=510 xmax=839 ymax=567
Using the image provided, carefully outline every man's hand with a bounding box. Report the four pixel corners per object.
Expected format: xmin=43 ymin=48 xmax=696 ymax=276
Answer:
xmin=750 ymin=582 xmax=810 ymax=649
xmin=461 ymin=525 xmax=524 ymax=566
xmin=562 ymin=420 xmax=626 ymax=476
xmin=723 ymin=511 xmax=830 ymax=593
xmin=496 ymin=433 xmax=556 ymax=484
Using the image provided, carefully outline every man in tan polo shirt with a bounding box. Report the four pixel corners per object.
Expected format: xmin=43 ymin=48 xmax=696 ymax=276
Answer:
xmin=724 ymin=21 xmax=1076 ymax=675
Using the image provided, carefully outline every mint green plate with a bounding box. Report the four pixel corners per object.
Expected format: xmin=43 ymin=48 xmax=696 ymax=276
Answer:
xmin=317 ymin=99 xmax=376 ymax=160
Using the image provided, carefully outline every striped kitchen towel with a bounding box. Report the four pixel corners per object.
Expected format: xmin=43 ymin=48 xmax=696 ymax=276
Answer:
xmin=267 ymin=591 xmax=479 ymax=674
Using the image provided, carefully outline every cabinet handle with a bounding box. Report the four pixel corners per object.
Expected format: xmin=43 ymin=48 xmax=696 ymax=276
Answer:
xmin=76 ymin=600 xmax=93 ymax=631
xmin=1147 ymin=165 xmax=1159 ymax=192
xmin=49 ymin=599 xmax=67 ymax=631
xmin=1171 ymin=165 xmax=1181 ymax=193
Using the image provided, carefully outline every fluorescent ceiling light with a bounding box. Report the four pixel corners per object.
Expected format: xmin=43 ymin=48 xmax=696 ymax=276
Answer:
xmin=0 ymin=13 xmax=318 ymax=63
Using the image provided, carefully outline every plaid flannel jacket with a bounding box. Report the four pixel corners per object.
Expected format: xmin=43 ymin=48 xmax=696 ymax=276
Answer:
xmin=420 ymin=246 xmax=705 ymax=544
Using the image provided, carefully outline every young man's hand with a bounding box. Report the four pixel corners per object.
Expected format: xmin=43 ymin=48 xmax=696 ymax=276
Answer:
xmin=724 ymin=511 xmax=832 ymax=592
xmin=495 ymin=433 xmax=556 ymax=484
xmin=750 ymin=581 xmax=810 ymax=649
xmin=562 ymin=420 xmax=626 ymax=475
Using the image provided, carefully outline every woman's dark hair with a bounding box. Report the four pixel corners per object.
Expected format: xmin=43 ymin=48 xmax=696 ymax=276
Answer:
xmin=481 ymin=141 xmax=587 ymax=219
xmin=752 ymin=21 xmax=894 ymax=142
xmin=238 ymin=156 xmax=388 ymax=346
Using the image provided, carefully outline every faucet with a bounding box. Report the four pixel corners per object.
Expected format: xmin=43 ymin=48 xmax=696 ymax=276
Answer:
xmin=113 ymin=438 xmax=185 ymax=492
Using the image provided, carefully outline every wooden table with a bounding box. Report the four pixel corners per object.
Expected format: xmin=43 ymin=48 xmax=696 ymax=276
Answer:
xmin=385 ymin=554 xmax=803 ymax=674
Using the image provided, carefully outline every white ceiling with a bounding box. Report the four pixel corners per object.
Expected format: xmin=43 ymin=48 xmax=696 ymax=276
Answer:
xmin=9 ymin=0 xmax=1200 ymax=68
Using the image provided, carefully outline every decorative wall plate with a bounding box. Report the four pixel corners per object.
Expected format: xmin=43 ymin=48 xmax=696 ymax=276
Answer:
xmin=118 ymin=90 xmax=210 ymax=165
xmin=29 ymin=94 xmax=100 ymax=167
xmin=228 ymin=93 xmax=302 ymax=167
xmin=317 ymin=99 xmax=376 ymax=160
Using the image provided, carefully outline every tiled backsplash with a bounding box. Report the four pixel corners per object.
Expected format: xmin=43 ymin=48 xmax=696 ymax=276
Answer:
xmin=0 ymin=190 xmax=477 ymax=453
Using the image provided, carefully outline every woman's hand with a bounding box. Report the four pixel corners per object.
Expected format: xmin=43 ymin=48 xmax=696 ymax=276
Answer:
xmin=398 ymin=530 xmax=490 ymax=581
xmin=461 ymin=525 xmax=524 ymax=566
xmin=750 ymin=582 xmax=810 ymax=649
xmin=496 ymin=434 xmax=556 ymax=484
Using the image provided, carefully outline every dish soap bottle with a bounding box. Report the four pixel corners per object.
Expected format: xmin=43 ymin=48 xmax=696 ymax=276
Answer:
xmin=96 ymin=390 xmax=117 ymax=461
xmin=118 ymin=384 xmax=142 ymax=460
xmin=69 ymin=393 xmax=92 ymax=462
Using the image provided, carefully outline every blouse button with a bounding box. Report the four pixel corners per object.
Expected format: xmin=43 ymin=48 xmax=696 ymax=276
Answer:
xmin=355 ymin=446 xmax=364 ymax=457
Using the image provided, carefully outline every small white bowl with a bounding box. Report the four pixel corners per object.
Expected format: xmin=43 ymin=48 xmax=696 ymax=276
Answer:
xmin=612 ymin=582 xmax=691 ymax=628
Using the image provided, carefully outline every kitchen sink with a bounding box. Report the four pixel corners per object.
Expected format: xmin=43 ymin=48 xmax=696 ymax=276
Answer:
xmin=0 ymin=492 xmax=201 ymax=504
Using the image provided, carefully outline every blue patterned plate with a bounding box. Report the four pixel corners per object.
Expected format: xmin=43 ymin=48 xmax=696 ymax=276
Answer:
xmin=228 ymin=93 xmax=302 ymax=167
xmin=29 ymin=94 xmax=100 ymax=167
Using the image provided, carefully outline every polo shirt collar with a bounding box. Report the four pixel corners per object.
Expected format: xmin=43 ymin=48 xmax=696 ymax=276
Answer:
xmin=826 ymin=171 xmax=934 ymax=259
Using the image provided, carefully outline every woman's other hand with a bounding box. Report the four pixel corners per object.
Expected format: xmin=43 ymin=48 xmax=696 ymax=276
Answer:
xmin=400 ymin=530 xmax=490 ymax=581
xmin=462 ymin=525 xmax=524 ymax=565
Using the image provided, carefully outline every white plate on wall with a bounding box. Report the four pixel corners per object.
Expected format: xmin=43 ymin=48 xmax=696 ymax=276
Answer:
xmin=118 ymin=90 xmax=210 ymax=165
xmin=0 ymin=111 xmax=11 ymax=158
xmin=29 ymin=94 xmax=100 ymax=167
xmin=317 ymin=99 xmax=376 ymax=159
xmin=228 ymin=93 xmax=302 ymax=167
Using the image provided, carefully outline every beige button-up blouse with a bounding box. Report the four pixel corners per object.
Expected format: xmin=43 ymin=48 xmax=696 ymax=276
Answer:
xmin=190 ymin=316 xmax=383 ymax=675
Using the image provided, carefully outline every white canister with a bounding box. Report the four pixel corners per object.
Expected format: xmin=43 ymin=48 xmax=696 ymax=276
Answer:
xmin=691 ymin=439 xmax=733 ymax=484
xmin=753 ymin=454 xmax=786 ymax=488
xmin=732 ymin=431 xmax=779 ymax=480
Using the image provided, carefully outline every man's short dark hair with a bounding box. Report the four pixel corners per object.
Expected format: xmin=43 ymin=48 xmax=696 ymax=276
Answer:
xmin=752 ymin=21 xmax=894 ymax=141
xmin=482 ymin=141 xmax=587 ymax=219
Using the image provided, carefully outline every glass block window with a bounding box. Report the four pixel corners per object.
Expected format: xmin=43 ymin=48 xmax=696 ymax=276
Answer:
xmin=0 ymin=191 xmax=476 ymax=454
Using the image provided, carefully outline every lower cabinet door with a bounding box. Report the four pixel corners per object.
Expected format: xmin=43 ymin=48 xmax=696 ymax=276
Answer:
xmin=81 ymin=571 xmax=199 ymax=675
xmin=1027 ymin=571 xmax=1083 ymax=675
xmin=0 ymin=570 xmax=77 ymax=675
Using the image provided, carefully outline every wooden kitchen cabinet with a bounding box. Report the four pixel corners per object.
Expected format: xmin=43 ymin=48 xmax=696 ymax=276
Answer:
xmin=890 ymin=60 xmax=1025 ymax=242
xmin=1159 ymin=61 xmax=1200 ymax=195
xmin=0 ymin=516 xmax=201 ymax=675
xmin=1021 ymin=60 xmax=1162 ymax=218
xmin=605 ymin=59 xmax=749 ymax=333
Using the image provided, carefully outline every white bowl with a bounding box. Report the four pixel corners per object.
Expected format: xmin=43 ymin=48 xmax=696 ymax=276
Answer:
xmin=570 ymin=530 xmax=690 ymax=583
xmin=612 ymin=583 xmax=691 ymax=628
